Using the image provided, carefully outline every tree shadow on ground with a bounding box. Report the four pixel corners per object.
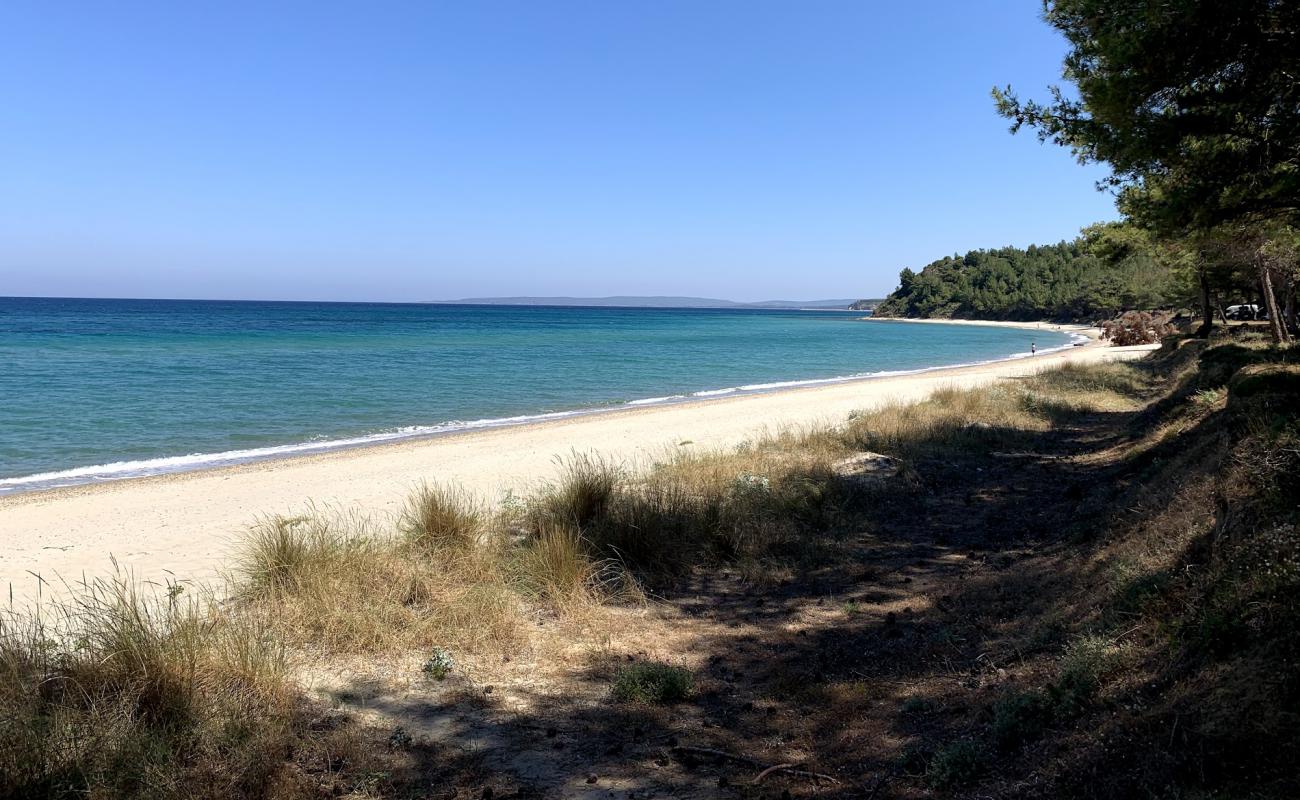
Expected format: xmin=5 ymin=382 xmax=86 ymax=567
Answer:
xmin=307 ymin=346 xmax=1295 ymax=799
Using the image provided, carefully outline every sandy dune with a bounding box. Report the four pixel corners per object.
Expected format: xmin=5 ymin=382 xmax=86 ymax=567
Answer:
xmin=0 ymin=331 xmax=1153 ymax=603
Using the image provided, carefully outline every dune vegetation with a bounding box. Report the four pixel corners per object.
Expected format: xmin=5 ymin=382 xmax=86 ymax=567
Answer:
xmin=3 ymin=327 xmax=1297 ymax=798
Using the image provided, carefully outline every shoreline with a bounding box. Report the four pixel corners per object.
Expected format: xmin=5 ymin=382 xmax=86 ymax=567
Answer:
xmin=2 ymin=324 xmax=1150 ymax=603
xmin=859 ymin=316 xmax=1100 ymax=335
xmin=0 ymin=335 xmax=1080 ymax=505
xmin=0 ymin=319 xmax=1087 ymax=497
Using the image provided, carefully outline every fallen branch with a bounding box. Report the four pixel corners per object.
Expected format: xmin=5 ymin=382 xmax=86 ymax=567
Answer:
xmin=753 ymin=762 xmax=798 ymax=782
xmin=671 ymin=745 xmax=841 ymax=785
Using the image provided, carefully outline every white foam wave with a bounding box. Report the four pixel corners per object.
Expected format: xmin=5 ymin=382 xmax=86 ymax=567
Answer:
xmin=625 ymin=395 xmax=686 ymax=406
xmin=691 ymin=388 xmax=737 ymax=397
xmin=0 ymin=408 xmax=602 ymax=494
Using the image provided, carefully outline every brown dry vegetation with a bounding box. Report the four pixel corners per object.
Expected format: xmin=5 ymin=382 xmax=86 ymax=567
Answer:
xmin=3 ymin=327 xmax=1298 ymax=799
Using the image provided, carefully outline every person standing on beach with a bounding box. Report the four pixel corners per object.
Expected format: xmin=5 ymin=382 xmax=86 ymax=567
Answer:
xmin=1031 ymin=341 xmax=1036 ymax=355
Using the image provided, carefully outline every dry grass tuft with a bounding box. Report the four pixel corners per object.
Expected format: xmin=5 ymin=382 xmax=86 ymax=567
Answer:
xmin=845 ymin=384 xmax=1045 ymax=458
xmin=399 ymin=482 xmax=483 ymax=550
xmin=238 ymin=511 xmax=367 ymax=594
xmin=534 ymin=434 xmax=861 ymax=575
xmin=0 ymin=575 xmax=295 ymax=799
xmin=1022 ymin=362 xmax=1148 ymax=415
xmin=1026 ymin=361 xmax=1146 ymax=399
xmin=235 ymin=510 xmax=518 ymax=654
xmin=532 ymin=452 xmax=621 ymax=528
xmin=844 ymin=364 xmax=1149 ymax=461
xmin=511 ymin=522 xmax=607 ymax=611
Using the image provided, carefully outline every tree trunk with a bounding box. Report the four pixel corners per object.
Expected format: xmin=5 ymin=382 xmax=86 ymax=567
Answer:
xmin=1283 ymin=275 xmax=1298 ymax=337
xmin=1257 ymin=257 xmax=1291 ymax=344
xmin=1195 ymin=267 xmax=1214 ymax=336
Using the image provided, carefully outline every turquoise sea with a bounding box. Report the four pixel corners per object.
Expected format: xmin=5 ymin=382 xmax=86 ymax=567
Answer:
xmin=0 ymin=298 xmax=1076 ymax=493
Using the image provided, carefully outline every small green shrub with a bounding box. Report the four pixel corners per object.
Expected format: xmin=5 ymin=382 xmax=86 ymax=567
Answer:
xmin=1190 ymin=603 xmax=1250 ymax=658
xmin=421 ymin=647 xmax=455 ymax=680
xmin=896 ymin=743 xmax=930 ymax=776
xmin=1109 ymin=561 xmax=1172 ymax=617
xmin=1049 ymin=636 xmax=1117 ymax=717
xmin=925 ymin=739 xmax=986 ymax=788
xmin=991 ymin=689 xmax=1052 ymax=750
xmin=610 ymin=661 xmax=692 ymax=704
xmin=1193 ymin=388 xmax=1223 ymax=408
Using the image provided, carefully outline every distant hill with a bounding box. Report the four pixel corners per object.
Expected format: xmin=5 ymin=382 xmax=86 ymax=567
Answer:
xmin=743 ymin=298 xmax=862 ymax=309
xmin=441 ymin=296 xmax=859 ymax=309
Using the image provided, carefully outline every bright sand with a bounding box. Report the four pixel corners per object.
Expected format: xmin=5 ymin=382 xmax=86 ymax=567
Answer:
xmin=0 ymin=325 xmax=1153 ymax=603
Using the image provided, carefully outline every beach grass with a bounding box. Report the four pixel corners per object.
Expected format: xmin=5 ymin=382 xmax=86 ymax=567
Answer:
xmin=237 ymin=508 xmax=518 ymax=654
xmin=0 ymin=575 xmax=296 ymax=799
xmin=399 ymin=481 xmax=484 ymax=551
xmin=530 ymin=452 xmax=620 ymax=529
xmin=509 ymin=521 xmax=606 ymax=609
xmin=227 ymin=361 xmax=1153 ymax=659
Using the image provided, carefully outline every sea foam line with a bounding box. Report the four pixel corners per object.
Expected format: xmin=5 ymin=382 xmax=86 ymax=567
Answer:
xmin=0 ymin=334 xmax=1088 ymax=495
xmin=0 ymin=410 xmax=601 ymax=493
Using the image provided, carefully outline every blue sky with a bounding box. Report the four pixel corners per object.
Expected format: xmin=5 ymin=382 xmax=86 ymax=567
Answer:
xmin=0 ymin=2 xmax=1116 ymax=302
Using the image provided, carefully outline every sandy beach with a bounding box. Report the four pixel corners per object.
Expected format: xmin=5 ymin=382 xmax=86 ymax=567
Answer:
xmin=858 ymin=317 xmax=1096 ymax=332
xmin=1 ymin=330 xmax=1153 ymax=603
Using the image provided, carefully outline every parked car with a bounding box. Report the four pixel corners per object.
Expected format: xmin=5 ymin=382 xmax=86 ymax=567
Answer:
xmin=1225 ymin=304 xmax=1264 ymax=320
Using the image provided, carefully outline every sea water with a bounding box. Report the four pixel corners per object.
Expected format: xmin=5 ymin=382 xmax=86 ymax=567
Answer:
xmin=0 ymin=298 xmax=1075 ymax=493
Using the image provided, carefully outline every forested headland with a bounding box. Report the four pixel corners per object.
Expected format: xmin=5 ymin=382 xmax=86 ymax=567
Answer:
xmin=869 ymin=223 xmax=1180 ymax=321
xmin=869 ymin=221 xmax=1297 ymax=328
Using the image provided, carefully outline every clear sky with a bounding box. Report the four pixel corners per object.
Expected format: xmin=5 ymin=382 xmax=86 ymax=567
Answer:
xmin=0 ymin=1 xmax=1117 ymax=302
